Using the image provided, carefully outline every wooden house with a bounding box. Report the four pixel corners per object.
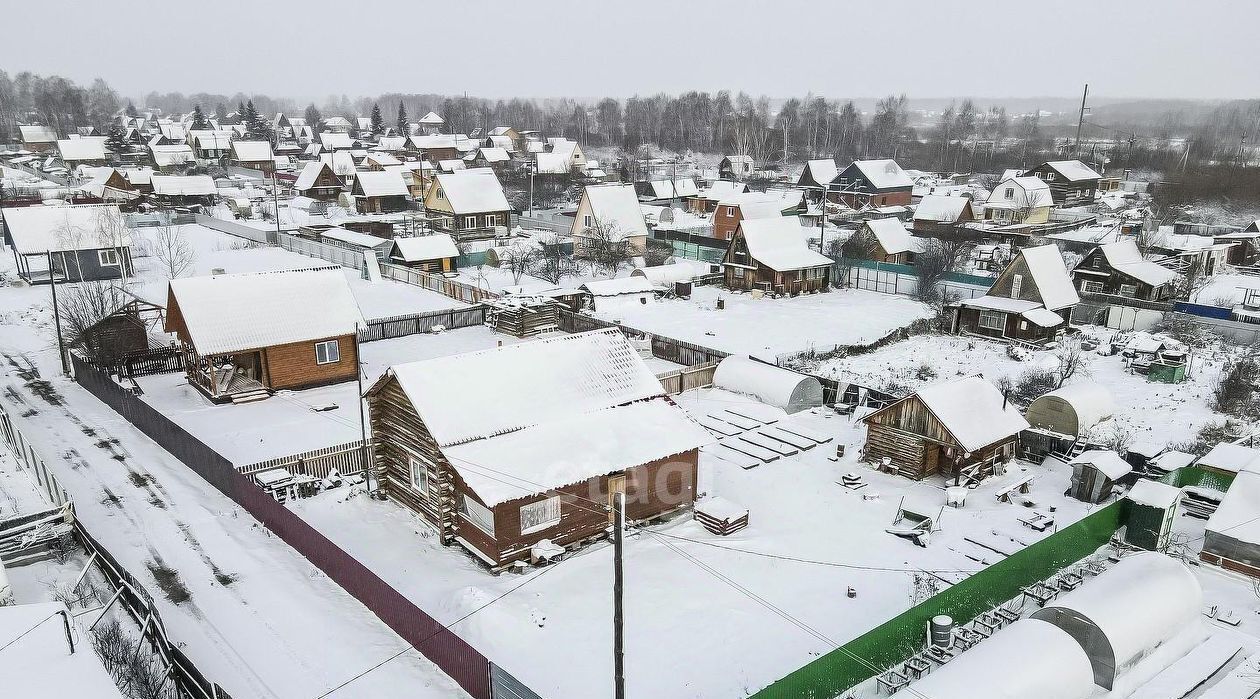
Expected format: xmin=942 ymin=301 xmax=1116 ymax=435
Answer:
xmin=423 ymin=168 xmax=512 ymax=241
xmin=293 ymin=161 xmax=345 ymax=201
xmin=797 ymin=159 xmax=839 ymax=193
xmin=70 ymin=298 xmax=162 ymax=365
xmin=911 ymin=195 xmax=975 ymax=234
xmin=689 ymin=180 xmax=749 ymax=214
xmin=187 ymin=130 xmax=233 ymax=160
xmin=18 ymin=124 xmax=58 ymax=152
xmin=571 ymin=183 xmax=650 ymax=259
xmin=229 ymin=140 xmax=274 ymax=174
xmin=150 ymin=175 xmax=217 ymax=206
xmin=2 ymin=204 xmax=134 ymax=284
xmin=149 ymin=144 xmax=195 ymax=172
xmin=486 ymin=126 xmax=520 ymax=151
xmin=390 ymin=234 xmax=460 ymax=273
xmin=862 ymin=376 xmax=1029 ymax=481
xmin=1071 ymin=240 xmax=1178 ymax=301
xmin=711 ymin=192 xmax=797 ymax=241
xmin=832 ymin=159 xmax=914 ymax=208
xmin=350 ymin=170 xmax=409 ymax=214
xmin=850 ymin=218 xmax=922 ymax=264
xmin=718 ymin=155 xmax=755 ymax=180
xmin=722 ymin=216 xmax=831 ymax=295
xmin=1021 ymin=160 xmax=1101 ymax=207
xmin=164 ymin=269 xmax=364 ymax=402
xmin=473 ymin=147 xmax=512 ymax=174
xmin=80 ymin=168 xmax=140 ymax=203
xmin=318 ymin=132 xmax=358 ymax=152
xmin=952 ymin=244 xmax=1080 ymax=345
xmin=417 ymin=111 xmax=445 ymax=135
xmin=983 ymin=176 xmax=1053 ymax=225
xmin=57 ymin=137 xmax=109 ymax=166
xmin=409 ymin=134 xmax=458 ymax=163
xmin=363 ymin=328 xmax=711 ymax=570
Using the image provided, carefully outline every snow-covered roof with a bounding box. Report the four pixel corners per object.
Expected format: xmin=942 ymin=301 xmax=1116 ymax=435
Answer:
xmin=354 ymin=170 xmax=408 ymax=198
xmin=800 ymin=159 xmax=839 ymax=187
xmin=418 ymin=111 xmax=444 ymax=125
xmin=630 ymin=261 xmax=710 ymax=286
xmin=891 ymin=619 xmax=1095 ymax=699
xmin=391 ymin=234 xmax=459 ymax=262
xmin=410 ymin=134 xmax=456 ymax=150
xmin=437 ymin=158 xmax=466 ymax=172
xmin=231 ymin=140 xmax=272 ymax=162
xmin=189 ymin=130 xmax=233 ymax=150
xmin=1017 ymin=244 xmax=1081 ymax=311
xmin=294 ymin=161 xmax=338 ymax=191
xmin=1197 ymin=443 xmax=1260 ymax=475
xmin=1208 ymin=469 xmax=1260 ymax=545
xmin=1023 ymin=307 xmax=1066 ymax=327
xmin=737 ymin=216 xmax=832 ymax=272
xmin=487 ymin=135 xmax=516 ymax=151
xmin=913 ymin=194 xmax=971 ymax=223
xmin=477 ymin=147 xmax=511 ymax=163
xmin=432 ymin=168 xmax=510 ymax=214
xmin=1031 ymin=552 xmax=1201 ymax=673
xmin=167 ymin=268 xmax=364 ymax=355
xmin=319 ymin=132 xmax=355 ymax=150
xmin=0 ymin=602 xmax=128 ymax=699
xmin=1096 ymin=240 xmax=1179 ymax=287
xmin=1032 ymin=383 xmax=1114 ymax=432
xmin=864 ymin=217 xmax=919 ymax=255
xmin=151 ymin=174 xmax=216 ymax=196
xmin=1038 ymin=160 xmax=1102 ymax=182
xmin=57 ymin=137 xmax=108 ymax=161
xmin=374 ymin=136 xmax=409 ymax=152
xmin=712 ymin=356 xmax=823 ymax=413
xmin=150 ymin=144 xmax=194 ymax=167
xmin=1069 ymin=450 xmax=1132 ymax=480
xmin=319 ymin=227 xmax=391 ymax=249
xmin=987 ymin=176 xmax=1052 ymax=209
xmin=1126 ymin=479 xmax=1181 ymax=509
xmin=1 ymin=204 xmax=131 ymax=255
xmin=535 ymin=151 xmax=574 ymax=174
xmin=703 ymin=180 xmax=748 ymax=199
xmin=320 ymin=151 xmax=357 ymax=177
xmin=580 ymin=184 xmax=650 ymax=239
xmin=18 ymin=124 xmax=57 ymax=143
xmin=906 ymin=376 xmax=1030 ymax=452
xmin=849 ymin=159 xmax=912 ymax=189
xmin=444 ymin=397 xmax=711 ymax=506
xmin=580 ymin=276 xmax=655 ymax=297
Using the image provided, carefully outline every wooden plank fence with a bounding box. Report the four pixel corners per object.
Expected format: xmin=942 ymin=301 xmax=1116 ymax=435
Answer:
xmin=237 ymin=439 xmax=367 ymax=481
xmin=359 ymin=306 xmax=487 ymax=342
xmin=655 ymin=361 xmax=719 ymax=394
xmin=379 ymin=262 xmax=499 ymax=304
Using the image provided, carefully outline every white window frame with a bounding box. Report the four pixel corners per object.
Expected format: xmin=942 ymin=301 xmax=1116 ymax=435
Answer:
xmin=1045 ymin=172 xmax=1056 ymax=181
xmin=583 ymin=214 xmax=593 ymax=228
xmin=1118 ymin=284 xmax=1138 ymax=298
xmin=1003 ymin=187 xmax=1015 ymax=200
xmin=408 ymin=456 xmax=429 ymax=495
xmin=725 ymin=206 xmax=736 ymax=217
xmin=314 ymin=339 xmax=340 ymax=365
xmin=98 ymin=249 xmax=120 ymax=267
xmin=1010 ymin=273 xmax=1023 ymax=298
xmin=460 ymin=495 xmax=495 ymax=535
xmin=519 ymin=496 xmax=561 ymax=535
xmin=1081 ymin=280 xmax=1104 ymax=293
xmin=463 ymin=215 xmax=477 ymax=229
xmin=978 ymin=310 xmax=1006 ymax=331
xmin=732 ymin=266 xmax=745 ymax=279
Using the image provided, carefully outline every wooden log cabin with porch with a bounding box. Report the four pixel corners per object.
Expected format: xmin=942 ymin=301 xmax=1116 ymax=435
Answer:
xmin=364 ymin=329 xmax=711 ymax=570
xmin=951 ymin=244 xmax=1080 ymax=346
xmin=164 ymin=268 xmax=364 ymax=403
xmin=862 ymin=376 xmax=1029 ymax=481
xmin=723 ymin=215 xmax=832 ymax=295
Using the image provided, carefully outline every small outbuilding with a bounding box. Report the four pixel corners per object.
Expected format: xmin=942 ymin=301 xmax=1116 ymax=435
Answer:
xmin=1031 ymin=552 xmax=1201 ymax=689
xmin=1025 ymin=383 xmax=1115 ymax=438
xmin=1068 ymin=450 xmax=1132 ymax=503
xmin=1196 ymin=443 xmax=1260 ymax=478
xmin=390 ymin=234 xmax=460 ymax=273
xmin=1124 ymin=479 xmax=1181 ymax=552
xmin=712 ymin=356 xmax=823 ymax=414
xmin=2 ymin=204 xmax=134 ymax=283
xmin=1203 ymin=469 xmax=1260 ymax=577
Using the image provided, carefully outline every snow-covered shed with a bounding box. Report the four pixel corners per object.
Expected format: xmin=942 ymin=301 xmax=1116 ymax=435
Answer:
xmin=796 ymin=159 xmax=839 ymax=190
xmin=165 ymin=268 xmax=364 ymax=400
xmin=150 ymin=174 xmax=217 ymax=204
xmin=911 ymin=194 xmax=974 ymax=231
xmin=363 ymin=328 xmax=712 ymax=569
xmin=0 ymin=602 xmax=128 ymax=698
xmin=1031 ymin=552 xmax=1201 ymax=689
xmin=1068 ymin=450 xmax=1132 ymax=503
xmin=863 ymin=376 xmax=1030 ymax=481
xmin=1196 ymin=443 xmax=1260 ymax=477
xmin=56 ymin=137 xmax=108 ymax=164
xmin=579 ymin=276 xmax=656 ymax=311
xmin=1203 ymin=469 xmax=1260 ymax=577
xmin=856 ymin=217 xmax=922 ymax=264
xmin=390 ymin=234 xmax=460 ymax=273
xmin=712 ymin=356 xmax=823 ymax=414
xmin=891 ymin=619 xmax=1095 ymax=699
xmin=1025 ymin=383 xmax=1115 ymax=437
xmin=1124 ymin=479 xmax=1181 ymax=551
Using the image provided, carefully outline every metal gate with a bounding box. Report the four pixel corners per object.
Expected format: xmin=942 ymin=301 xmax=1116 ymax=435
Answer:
xmin=490 ymin=663 xmax=544 ymax=699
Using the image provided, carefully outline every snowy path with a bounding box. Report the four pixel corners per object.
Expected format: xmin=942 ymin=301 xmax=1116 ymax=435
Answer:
xmin=0 ymin=327 xmax=468 ymax=699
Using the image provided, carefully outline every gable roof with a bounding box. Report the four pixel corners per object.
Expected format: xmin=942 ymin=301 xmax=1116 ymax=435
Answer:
xmin=477 ymin=146 xmax=511 ymax=163
xmin=432 ymin=168 xmax=510 ymax=213
xmin=418 ymin=111 xmax=444 ymax=125
xmin=319 ymin=151 xmax=357 ymax=177
xmin=151 ymin=174 xmax=216 ymax=196
xmin=737 ymin=216 xmax=832 ymax=272
xmin=913 ymin=195 xmax=972 ymax=223
xmin=1095 ymin=240 xmax=1179 ymax=287
xmin=319 ymin=132 xmax=355 ymax=150
xmin=1069 ymin=450 xmax=1133 ymax=480
xmin=1035 ymin=160 xmax=1102 ymax=182
xmin=846 ymin=159 xmax=913 ymax=190
xmin=231 ymin=140 xmax=272 ymax=162
xmin=150 ymin=144 xmax=194 ymax=167
xmin=886 ymin=376 xmax=1029 ymax=452
xmin=799 ymin=159 xmax=839 ymax=187
xmin=392 ymin=234 xmax=459 ymax=262
xmin=57 ymin=137 xmax=108 ymax=161
xmin=864 ymin=217 xmax=920 ymax=255
xmin=188 ymin=130 xmax=233 ymax=150
xmin=294 ymin=161 xmax=340 ymax=190
xmin=1 ymin=204 xmax=131 ymax=255
xmin=19 ymin=124 xmax=57 ymax=143
xmin=410 ymin=134 xmax=457 ymax=150
xmin=719 ymin=191 xmax=796 ymax=220
xmin=987 ymin=176 xmax=1052 ymax=208
xmin=353 ymin=170 xmax=408 ymax=198
xmin=166 ymin=269 xmax=363 ymax=355
xmin=580 ymin=184 xmax=649 ymax=239
xmin=1013 ymin=244 xmax=1081 ymax=310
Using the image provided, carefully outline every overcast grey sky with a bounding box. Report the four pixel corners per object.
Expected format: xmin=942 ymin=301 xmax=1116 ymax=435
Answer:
xmin=3 ymin=0 xmax=1257 ymax=102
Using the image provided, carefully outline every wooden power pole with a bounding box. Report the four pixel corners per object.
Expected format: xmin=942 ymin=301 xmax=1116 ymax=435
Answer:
xmin=1073 ymin=83 xmax=1089 ymax=158
xmin=613 ymin=491 xmax=625 ymax=699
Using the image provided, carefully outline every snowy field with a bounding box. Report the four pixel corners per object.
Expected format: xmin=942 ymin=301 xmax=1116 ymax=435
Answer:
xmin=127 ymin=223 xmax=467 ymax=318
xmin=801 ymin=330 xmax=1234 ymax=448
xmin=290 ymin=387 xmax=1098 ymax=699
xmin=589 ymin=285 xmax=934 ymax=361
xmin=1198 ymin=273 xmax=1260 ymax=306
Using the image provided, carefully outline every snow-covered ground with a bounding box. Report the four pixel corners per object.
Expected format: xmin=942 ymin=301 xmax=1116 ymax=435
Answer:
xmin=588 ymin=285 xmax=934 ymax=361
xmin=127 ymin=223 xmax=467 ymax=319
xmin=800 ymin=330 xmax=1234 ymax=448
xmin=289 ymin=387 xmax=1099 ymax=699
xmin=1198 ymin=273 xmax=1260 ymax=307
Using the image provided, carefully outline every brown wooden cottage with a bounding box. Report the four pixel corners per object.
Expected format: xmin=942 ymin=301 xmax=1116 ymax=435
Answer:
xmin=165 ymin=269 xmax=364 ymax=402
xmin=423 ymin=168 xmax=512 ymax=241
xmin=1070 ymin=240 xmax=1178 ymax=301
xmin=351 ymin=170 xmax=410 ymax=214
xmin=850 ymin=218 xmax=922 ymax=264
xmin=390 ymin=233 xmax=460 ymax=273
xmin=293 ymin=161 xmax=345 ymax=201
xmin=862 ymin=376 xmax=1029 ymax=481
xmin=831 ymin=159 xmax=914 ymax=208
xmin=952 ymin=244 xmax=1080 ymax=346
xmin=723 ymin=215 xmax=832 ymax=295
xmin=364 ymin=328 xmax=711 ymax=570
xmin=1021 ymin=160 xmax=1101 ymax=207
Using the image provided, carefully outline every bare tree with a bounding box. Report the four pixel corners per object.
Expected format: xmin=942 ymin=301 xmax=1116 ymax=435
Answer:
xmin=92 ymin=206 xmax=132 ymax=283
xmin=582 ymin=217 xmax=633 ymax=277
xmin=1174 ymin=255 xmax=1209 ymax=302
xmin=56 ymin=281 xmax=128 ymax=361
xmin=527 ymin=241 xmax=577 ymax=285
xmin=152 ymin=224 xmax=195 ymax=279
xmin=495 ymin=243 xmax=540 ymax=285
xmin=827 ymin=230 xmax=878 ymax=289
xmin=643 ymin=239 xmax=674 ymax=267
xmin=1054 ymin=337 xmax=1090 ymax=387
xmin=912 ymin=241 xmax=954 ymax=305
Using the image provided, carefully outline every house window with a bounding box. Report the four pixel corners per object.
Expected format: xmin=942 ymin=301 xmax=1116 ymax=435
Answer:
xmin=408 ymin=456 xmax=428 ymax=495
xmin=725 ymin=206 xmax=735 ymax=217
xmin=583 ymin=215 xmax=593 ymax=228
xmin=1010 ymin=274 xmax=1023 ymax=298
xmin=1045 ymin=172 xmax=1056 ymax=181
xmin=98 ymin=249 xmax=120 ymax=266
xmin=314 ymin=339 xmax=341 ymax=364
xmin=520 ymin=496 xmax=561 ymax=534
xmin=464 ymin=215 xmax=477 ymax=229
xmin=1081 ymin=280 xmax=1104 ymax=293
xmin=732 ymin=266 xmax=745 ymax=279
xmin=1119 ymin=284 xmax=1138 ymax=297
xmin=978 ymin=310 xmax=1006 ymax=331
xmin=436 ymin=188 xmax=445 ymax=200
xmin=1003 ymin=187 xmax=1015 ymax=200
xmin=460 ymin=495 xmax=495 ymax=535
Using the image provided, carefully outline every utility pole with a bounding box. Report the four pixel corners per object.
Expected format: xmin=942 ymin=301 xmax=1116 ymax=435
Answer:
xmin=271 ymin=169 xmax=281 ymax=240
xmin=528 ymin=163 xmax=535 ymax=218
xmin=1073 ymin=83 xmax=1089 ymax=158
xmin=354 ymin=326 xmax=371 ymax=493
xmin=1126 ymin=133 xmax=1137 ymax=176
xmin=47 ymin=250 xmax=68 ymax=376
xmin=613 ymin=491 xmax=625 ymax=699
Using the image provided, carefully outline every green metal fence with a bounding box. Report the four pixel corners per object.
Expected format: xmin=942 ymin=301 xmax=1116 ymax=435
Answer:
xmin=1160 ymin=465 xmax=1234 ymax=492
xmin=750 ymin=501 xmax=1125 ymax=699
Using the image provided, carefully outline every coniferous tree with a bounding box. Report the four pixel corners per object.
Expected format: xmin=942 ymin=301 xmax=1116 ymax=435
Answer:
xmin=104 ymin=120 xmax=129 ymax=154
xmin=370 ymin=103 xmax=384 ymax=134
xmin=190 ymin=104 xmax=210 ymax=130
xmin=395 ymin=100 xmax=408 ymax=135
xmin=303 ymin=103 xmax=322 ymax=130
xmin=242 ymin=99 xmax=271 ymax=141
xmin=213 ymin=102 xmax=228 ymax=125
xmin=125 ymin=101 xmax=139 ymax=118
